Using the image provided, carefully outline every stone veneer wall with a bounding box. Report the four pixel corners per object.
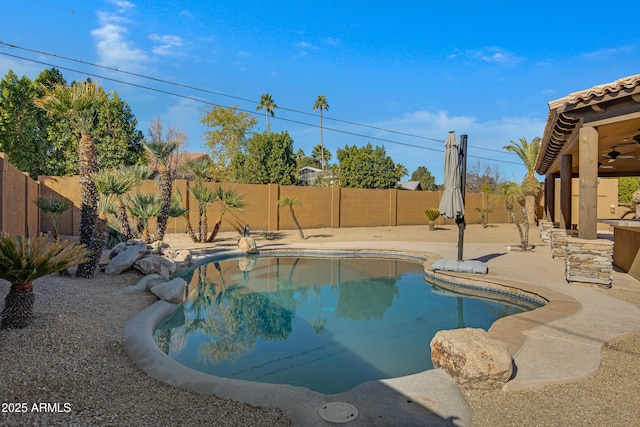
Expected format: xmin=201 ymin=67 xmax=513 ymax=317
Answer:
xmin=550 ymin=229 xmax=579 ymax=260
xmin=539 ymin=221 xmax=558 ymax=244
xmin=565 ymin=238 xmax=613 ymax=288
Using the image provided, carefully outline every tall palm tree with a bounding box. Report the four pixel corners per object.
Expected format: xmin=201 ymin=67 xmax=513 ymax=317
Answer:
xmin=0 ymin=234 xmax=88 ymax=329
xmin=278 ymin=197 xmax=305 ymax=239
xmin=34 ymin=81 xmax=107 ymax=278
xmin=313 ymin=95 xmax=329 ymax=169
xmin=207 ymin=188 xmax=246 ymax=242
xmin=143 ymin=138 xmax=180 ymax=242
xmin=188 ymin=182 xmax=217 ymax=243
xmin=503 ymin=137 xmax=541 ymax=226
xmin=257 ymin=93 xmax=277 ymax=133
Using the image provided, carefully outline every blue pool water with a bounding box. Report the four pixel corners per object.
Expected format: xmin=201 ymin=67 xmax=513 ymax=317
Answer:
xmin=153 ymin=255 xmax=533 ymax=394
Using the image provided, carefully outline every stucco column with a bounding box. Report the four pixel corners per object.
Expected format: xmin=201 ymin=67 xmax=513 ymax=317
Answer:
xmin=578 ymin=126 xmax=599 ymax=240
xmin=544 ymin=173 xmax=555 ymax=222
xmin=560 ymin=154 xmax=572 ymax=230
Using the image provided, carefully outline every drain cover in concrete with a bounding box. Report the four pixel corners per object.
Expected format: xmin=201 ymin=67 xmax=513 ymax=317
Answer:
xmin=318 ymin=402 xmax=358 ymax=423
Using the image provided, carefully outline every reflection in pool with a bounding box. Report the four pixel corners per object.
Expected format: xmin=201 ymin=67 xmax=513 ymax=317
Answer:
xmin=153 ymin=255 xmax=534 ymax=394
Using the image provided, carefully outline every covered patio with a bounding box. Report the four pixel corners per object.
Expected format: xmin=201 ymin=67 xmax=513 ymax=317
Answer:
xmin=536 ymin=73 xmax=640 ymax=281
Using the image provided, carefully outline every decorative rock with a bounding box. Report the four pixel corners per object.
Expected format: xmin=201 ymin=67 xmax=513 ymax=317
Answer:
xmin=109 ymin=242 xmax=128 ymax=259
xmin=134 ymin=254 xmax=177 ymax=278
xmin=173 ymin=250 xmax=193 ymax=264
xmin=125 ymin=274 xmax=161 ymax=292
xmin=105 ymin=243 xmax=148 ymax=275
xmin=145 ymin=276 xmax=170 ymax=291
xmin=149 ymin=241 xmax=170 ymax=255
xmin=430 ymin=328 xmax=513 ymax=390
xmin=149 ymin=278 xmax=187 ymax=304
xmin=238 ymin=237 xmax=257 ymax=254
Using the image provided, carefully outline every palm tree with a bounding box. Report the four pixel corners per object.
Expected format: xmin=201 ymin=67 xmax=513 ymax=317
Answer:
xmin=33 ymin=196 xmax=72 ymax=240
xmin=188 ymin=182 xmax=217 ymax=242
xmin=313 ymin=95 xmax=329 ymax=168
xmin=495 ymin=182 xmax=529 ymax=250
xmin=34 ymin=81 xmax=107 ymax=278
xmin=143 ymin=137 xmax=180 ymax=242
xmin=278 ymin=197 xmax=305 ymax=239
xmin=311 ymin=144 xmax=332 ymax=170
xmin=207 ymin=188 xmax=246 ymax=242
xmin=424 ymin=208 xmax=441 ymax=231
xmin=503 ymin=137 xmax=541 ymax=226
xmin=395 ymin=163 xmax=409 ymax=181
xmin=257 ymin=93 xmax=278 ymax=133
xmin=92 ymin=168 xmax=137 ymax=240
xmin=127 ymin=193 xmax=162 ymax=243
xmin=0 ymin=234 xmax=88 ymax=329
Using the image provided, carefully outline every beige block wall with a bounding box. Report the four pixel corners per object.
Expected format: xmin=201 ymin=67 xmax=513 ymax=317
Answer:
xmin=552 ymin=178 xmax=619 ymax=230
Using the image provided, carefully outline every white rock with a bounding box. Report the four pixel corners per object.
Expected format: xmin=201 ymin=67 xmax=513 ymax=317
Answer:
xmin=125 ymin=274 xmax=161 ymax=292
xmin=150 ymin=278 xmax=187 ymax=304
xmin=105 ymin=243 xmax=148 ymax=275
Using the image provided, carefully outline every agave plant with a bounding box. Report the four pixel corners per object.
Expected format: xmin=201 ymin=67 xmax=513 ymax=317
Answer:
xmin=0 ymin=234 xmax=88 ymax=329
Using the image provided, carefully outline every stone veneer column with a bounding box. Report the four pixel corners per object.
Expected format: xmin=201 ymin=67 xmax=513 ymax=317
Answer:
xmin=565 ymin=237 xmax=613 ymax=288
xmin=550 ymin=228 xmax=579 ymax=260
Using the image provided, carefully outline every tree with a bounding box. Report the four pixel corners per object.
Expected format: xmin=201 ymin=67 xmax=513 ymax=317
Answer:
xmin=279 ymin=197 xmax=305 ymax=239
xmin=503 ymin=137 xmax=541 ymax=226
xmin=144 ymin=118 xmax=183 ymax=242
xmin=256 ymin=93 xmax=277 ymax=133
xmin=495 ymin=182 xmax=529 ymax=250
xmin=395 ymin=163 xmax=409 ymax=181
xmin=311 ymin=143 xmax=332 ymax=170
xmin=201 ymin=104 xmax=258 ymax=181
xmin=232 ymin=131 xmax=297 ymax=185
xmin=0 ymin=234 xmax=88 ymax=329
xmin=424 ymin=208 xmax=440 ymax=231
xmin=207 ymin=187 xmax=246 ymax=242
xmin=34 ymin=81 xmax=107 ymax=278
xmin=33 ymin=196 xmax=72 ymax=240
xmin=313 ymin=95 xmax=329 ymax=168
xmin=92 ymin=167 xmax=138 ymax=240
xmin=465 ymin=161 xmax=504 ymax=193
xmin=336 ymin=143 xmax=398 ymax=189
xmin=410 ymin=166 xmax=437 ymax=191
xmin=127 ymin=193 xmax=162 ymax=243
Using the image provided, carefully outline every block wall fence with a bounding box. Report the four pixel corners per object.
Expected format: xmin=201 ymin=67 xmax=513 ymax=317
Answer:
xmin=0 ymin=153 xmax=621 ymax=237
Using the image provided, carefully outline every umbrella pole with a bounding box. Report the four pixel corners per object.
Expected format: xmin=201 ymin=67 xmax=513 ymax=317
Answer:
xmin=457 ymin=134 xmax=468 ymax=261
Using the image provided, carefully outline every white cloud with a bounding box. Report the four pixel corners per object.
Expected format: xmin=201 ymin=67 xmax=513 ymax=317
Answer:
xmin=449 ymin=47 xmax=522 ymax=66
xmin=580 ymin=45 xmax=635 ymax=60
xmin=91 ymin=11 xmax=150 ymax=70
xmin=149 ymin=34 xmax=184 ymax=56
xmin=323 ymin=37 xmax=341 ymax=46
xmin=106 ymin=0 xmax=135 ymax=13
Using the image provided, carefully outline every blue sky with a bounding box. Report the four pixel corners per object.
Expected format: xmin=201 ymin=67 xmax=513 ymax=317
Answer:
xmin=2 ymin=0 xmax=639 ymax=184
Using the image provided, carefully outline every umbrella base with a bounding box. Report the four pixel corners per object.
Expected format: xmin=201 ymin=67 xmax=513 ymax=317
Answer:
xmin=431 ymin=259 xmax=488 ymax=274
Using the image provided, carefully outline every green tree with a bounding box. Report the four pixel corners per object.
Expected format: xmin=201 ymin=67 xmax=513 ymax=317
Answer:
xmin=127 ymin=193 xmax=162 ymax=243
xmin=311 ymin=143 xmax=332 ymax=170
xmin=278 ymin=197 xmax=305 ymax=239
xmin=0 ymin=234 xmax=88 ymax=329
xmin=410 ymin=166 xmax=437 ymax=191
xmin=93 ymin=92 xmax=145 ymax=169
xmin=336 ymin=143 xmax=398 ymax=189
xmin=33 ymin=196 xmax=72 ymax=240
xmin=0 ymin=69 xmax=58 ymax=178
xmin=256 ymin=93 xmax=277 ymax=133
xmin=232 ymin=131 xmax=297 ymax=185
xmin=618 ymin=177 xmax=640 ymax=204
xmin=503 ymin=137 xmax=541 ymax=226
xmin=92 ymin=167 xmax=138 ymax=240
xmin=313 ymin=95 xmax=329 ymax=168
xmin=201 ymin=104 xmax=258 ymax=181
xmin=495 ymin=181 xmax=529 ymax=250
xmin=144 ymin=118 xmax=182 ymax=242
xmin=395 ymin=163 xmax=409 ymax=181
xmin=34 ymin=81 xmax=107 ymax=278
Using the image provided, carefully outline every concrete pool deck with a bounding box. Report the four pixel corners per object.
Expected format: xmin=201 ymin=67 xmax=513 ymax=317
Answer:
xmin=125 ymin=237 xmax=640 ymax=426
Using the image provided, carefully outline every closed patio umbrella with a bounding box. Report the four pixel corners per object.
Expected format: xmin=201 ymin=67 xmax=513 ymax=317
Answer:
xmin=438 ymin=131 xmax=465 ymax=221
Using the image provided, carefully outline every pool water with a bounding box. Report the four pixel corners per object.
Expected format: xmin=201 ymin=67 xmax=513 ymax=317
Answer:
xmin=153 ymin=255 xmax=530 ymax=394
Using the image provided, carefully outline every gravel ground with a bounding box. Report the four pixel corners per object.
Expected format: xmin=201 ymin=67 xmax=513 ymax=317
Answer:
xmin=1 ymin=224 xmax=639 ymax=426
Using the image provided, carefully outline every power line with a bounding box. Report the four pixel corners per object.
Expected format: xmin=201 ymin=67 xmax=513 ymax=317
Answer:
xmin=0 ymin=49 xmax=523 ymax=165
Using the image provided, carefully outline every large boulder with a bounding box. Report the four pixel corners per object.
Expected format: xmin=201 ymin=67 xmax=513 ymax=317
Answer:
xmin=149 ymin=278 xmax=187 ymax=304
xmin=238 ymin=237 xmax=257 ymax=254
xmin=430 ymin=328 xmax=513 ymax=390
xmin=134 ymin=254 xmax=177 ymax=278
xmin=125 ymin=273 xmax=161 ymax=292
xmin=105 ymin=243 xmax=148 ymax=275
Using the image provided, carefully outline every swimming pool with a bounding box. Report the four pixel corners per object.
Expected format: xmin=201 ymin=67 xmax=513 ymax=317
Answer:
xmin=153 ymin=254 xmax=536 ymax=394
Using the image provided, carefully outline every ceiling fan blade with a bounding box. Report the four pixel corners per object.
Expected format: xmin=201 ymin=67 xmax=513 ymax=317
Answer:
xmin=608 ymin=157 xmax=616 ymax=163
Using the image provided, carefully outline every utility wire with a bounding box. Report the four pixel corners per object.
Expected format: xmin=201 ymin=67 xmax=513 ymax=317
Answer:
xmin=0 ymin=49 xmax=522 ymax=165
